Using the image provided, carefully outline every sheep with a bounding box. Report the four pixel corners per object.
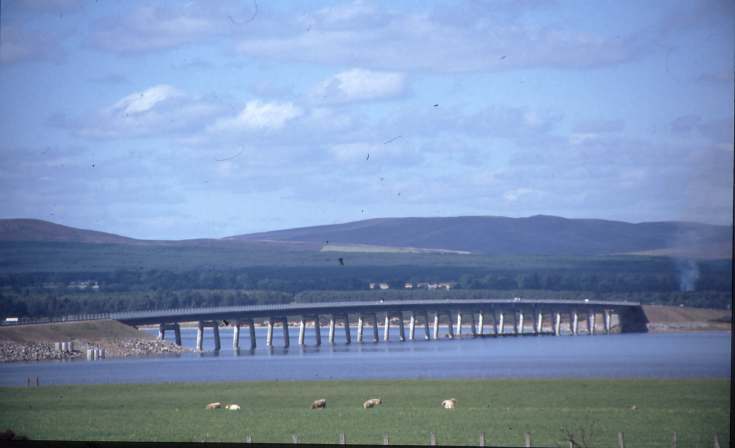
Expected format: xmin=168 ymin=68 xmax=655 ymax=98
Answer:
xmin=311 ymin=399 xmax=327 ymax=409
xmin=225 ymin=404 xmax=241 ymax=411
xmin=363 ymin=398 xmax=382 ymax=409
xmin=205 ymin=402 xmax=222 ymax=410
xmin=441 ymin=399 xmax=457 ymax=409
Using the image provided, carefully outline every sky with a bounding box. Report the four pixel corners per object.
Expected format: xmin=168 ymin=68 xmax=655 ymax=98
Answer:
xmin=1 ymin=0 xmax=733 ymax=240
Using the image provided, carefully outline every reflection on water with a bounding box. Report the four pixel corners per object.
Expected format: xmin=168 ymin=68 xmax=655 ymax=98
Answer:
xmin=0 ymin=330 xmax=729 ymax=386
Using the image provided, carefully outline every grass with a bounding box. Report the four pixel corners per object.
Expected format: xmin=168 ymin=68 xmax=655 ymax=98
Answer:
xmin=0 ymin=379 xmax=729 ymax=446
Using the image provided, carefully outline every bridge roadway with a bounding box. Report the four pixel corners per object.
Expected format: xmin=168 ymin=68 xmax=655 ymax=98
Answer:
xmin=109 ymin=299 xmax=648 ymax=351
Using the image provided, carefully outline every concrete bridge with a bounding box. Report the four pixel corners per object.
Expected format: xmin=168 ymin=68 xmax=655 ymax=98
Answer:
xmin=110 ymin=299 xmax=648 ymax=352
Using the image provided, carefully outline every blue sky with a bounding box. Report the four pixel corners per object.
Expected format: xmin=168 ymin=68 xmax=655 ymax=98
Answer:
xmin=1 ymin=0 xmax=732 ymax=239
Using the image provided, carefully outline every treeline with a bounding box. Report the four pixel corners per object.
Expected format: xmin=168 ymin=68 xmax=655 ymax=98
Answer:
xmin=1 ymin=287 xmax=730 ymax=320
xmin=0 ymin=290 xmax=291 ymax=319
xmin=0 ymin=260 xmax=731 ymax=294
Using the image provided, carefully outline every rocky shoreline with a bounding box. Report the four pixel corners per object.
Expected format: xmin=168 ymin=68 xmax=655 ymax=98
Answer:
xmin=0 ymin=338 xmax=188 ymax=363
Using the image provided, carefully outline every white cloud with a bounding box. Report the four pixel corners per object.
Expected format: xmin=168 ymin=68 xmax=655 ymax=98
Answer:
xmin=209 ymin=100 xmax=303 ymax=132
xmin=312 ymin=68 xmax=406 ymax=103
xmin=110 ymin=85 xmax=183 ymax=115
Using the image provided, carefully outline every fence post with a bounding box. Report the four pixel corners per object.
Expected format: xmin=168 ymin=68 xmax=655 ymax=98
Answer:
xmin=338 ymin=432 xmax=346 ymax=446
xmin=617 ymin=432 xmax=625 ymax=448
xmin=244 ymin=434 xmax=252 ymax=444
xmin=479 ymin=431 xmax=485 ymax=447
xmin=383 ymin=433 xmax=389 ymax=445
xmin=524 ymin=432 xmax=531 ymax=447
xmin=713 ymin=433 xmax=720 ymax=448
xmin=292 ymin=434 xmax=298 ymax=444
xmin=672 ymin=432 xmax=677 ymax=448
xmin=430 ymin=432 xmax=436 ymax=446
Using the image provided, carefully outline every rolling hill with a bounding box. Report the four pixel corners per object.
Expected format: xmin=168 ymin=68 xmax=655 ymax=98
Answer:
xmin=0 ymin=215 xmax=730 ymax=258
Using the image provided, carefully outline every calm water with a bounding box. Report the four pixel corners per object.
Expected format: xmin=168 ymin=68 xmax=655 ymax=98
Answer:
xmin=0 ymin=329 xmax=729 ymax=386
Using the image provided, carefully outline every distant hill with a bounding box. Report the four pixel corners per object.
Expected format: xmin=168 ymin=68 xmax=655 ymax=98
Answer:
xmin=0 ymin=219 xmax=138 ymax=245
xmin=227 ymin=215 xmax=732 ymax=257
xmin=0 ymin=216 xmax=730 ymax=257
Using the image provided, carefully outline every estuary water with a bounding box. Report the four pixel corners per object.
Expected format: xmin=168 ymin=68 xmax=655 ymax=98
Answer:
xmin=0 ymin=329 xmax=729 ymax=386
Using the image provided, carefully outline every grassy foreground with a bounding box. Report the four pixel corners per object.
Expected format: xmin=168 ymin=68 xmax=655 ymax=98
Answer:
xmin=0 ymin=379 xmax=729 ymax=446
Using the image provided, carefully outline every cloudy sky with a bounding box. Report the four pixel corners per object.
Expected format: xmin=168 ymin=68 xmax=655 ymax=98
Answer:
xmin=1 ymin=0 xmax=732 ymax=239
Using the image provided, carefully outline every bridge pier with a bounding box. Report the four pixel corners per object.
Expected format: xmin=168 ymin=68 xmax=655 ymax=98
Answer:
xmin=342 ymin=314 xmax=351 ymax=344
xmin=384 ymin=314 xmax=391 ymax=341
xmin=196 ymin=321 xmax=220 ymax=351
xmin=446 ymin=311 xmax=455 ymax=338
xmin=423 ymin=312 xmax=431 ymax=340
xmin=328 ymin=315 xmax=336 ymax=344
xmin=571 ymin=311 xmax=579 ymax=335
xmin=370 ymin=313 xmax=379 ymax=342
xmin=604 ymin=310 xmax=611 ymax=334
xmin=515 ymin=311 xmax=524 ymax=335
xmin=495 ymin=311 xmax=504 ymax=335
xmin=554 ymin=312 xmax=561 ymax=336
xmin=477 ymin=312 xmax=484 ymax=336
xmin=470 ymin=312 xmax=477 ymax=336
xmin=534 ymin=310 xmax=543 ymax=334
xmin=247 ymin=319 xmax=256 ymax=349
xmin=408 ymin=312 xmax=416 ymax=341
xmin=397 ymin=313 xmax=405 ymax=341
xmin=233 ymin=323 xmax=240 ymax=349
xmin=158 ymin=323 xmax=181 ymax=346
xmin=456 ymin=312 xmax=463 ymax=337
xmin=314 ymin=316 xmax=322 ymax=346
xmin=298 ymin=318 xmax=306 ymax=345
xmin=357 ymin=315 xmax=364 ymax=343
xmin=433 ymin=313 xmax=440 ymax=339
xmin=266 ymin=320 xmax=274 ymax=346
xmin=587 ymin=311 xmax=596 ymax=336
xmin=281 ymin=318 xmax=290 ymax=347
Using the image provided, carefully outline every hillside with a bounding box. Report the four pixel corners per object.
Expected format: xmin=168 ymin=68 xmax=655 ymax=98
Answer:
xmin=0 ymin=219 xmax=138 ymax=245
xmin=0 ymin=216 xmax=730 ymax=258
xmin=228 ymin=215 xmax=731 ymax=257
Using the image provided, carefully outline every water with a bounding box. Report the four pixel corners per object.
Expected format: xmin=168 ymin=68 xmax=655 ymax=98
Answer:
xmin=0 ymin=329 xmax=729 ymax=386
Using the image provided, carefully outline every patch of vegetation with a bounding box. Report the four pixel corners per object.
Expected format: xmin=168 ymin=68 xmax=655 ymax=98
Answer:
xmin=0 ymin=379 xmax=728 ymax=445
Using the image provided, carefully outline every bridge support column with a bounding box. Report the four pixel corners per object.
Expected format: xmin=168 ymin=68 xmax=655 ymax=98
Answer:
xmin=515 ymin=311 xmax=524 ymax=335
xmin=456 ymin=312 xmax=463 ymax=337
xmin=281 ymin=318 xmax=290 ymax=348
xmin=433 ymin=313 xmax=440 ymax=340
xmin=328 ymin=315 xmax=335 ymax=344
xmin=266 ymin=320 xmax=274 ymax=346
xmin=247 ymin=319 xmax=256 ymax=349
xmin=357 ymin=315 xmax=364 ymax=343
xmin=571 ymin=311 xmax=578 ymax=335
xmin=397 ymin=313 xmax=405 ymax=341
xmin=233 ymin=323 xmax=241 ymax=349
xmin=587 ymin=312 xmax=595 ymax=336
xmin=298 ymin=318 xmax=306 ymax=346
xmin=159 ymin=323 xmax=181 ymax=346
xmin=408 ymin=312 xmax=416 ymax=341
xmin=314 ymin=316 xmax=321 ymax=346
xmin=477 ymin=312 xmax=484 ymax=336
xmin=212 ymin=324 xmax=221 ymax=351
xmin=196 ymin=322 xmax=204 ymax=351
xmin=554 ymin=312 xmax=561 ymax=336
xmin=384 ymin=314 xmax=391 ymax=341
xmin=535 ymin=310 xmax=543 ymax=334
xmin=604 ymin=310 xmax=611 ymax=334
xmin=343 ymin=314 xmax=351 ymax=344
xmin=446 ymin=311 xmax=454 ymax=338
xmin=371 ymin=313 xmax=379 ymax=342
xmin=423 ymin=312 xmax=431 ymax=340
xmin=470 ymin=312 xmax=477 ymax=336
xmin=495 ymin=311 xmax=504 ymax=335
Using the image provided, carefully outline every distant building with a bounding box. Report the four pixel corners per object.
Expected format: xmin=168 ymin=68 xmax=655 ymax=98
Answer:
xmin=369 ymin=282 xmax=390 ymax=290
xmin=404 ymin=282 xmax=414 ymax=289
xmin=67 ymin=281 xmax=100 ymax=290
xmin=417 ymin=282 xmax=455 ymax=290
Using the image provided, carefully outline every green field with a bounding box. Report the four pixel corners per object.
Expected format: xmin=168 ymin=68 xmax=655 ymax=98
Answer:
xmin=0 ymin=379 xmax=729 ymax=446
